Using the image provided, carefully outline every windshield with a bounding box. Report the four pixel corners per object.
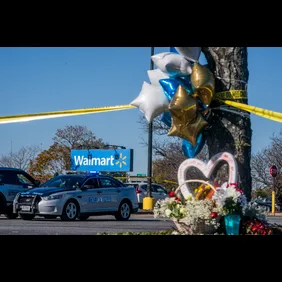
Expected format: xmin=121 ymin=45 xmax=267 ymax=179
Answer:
xmin=41 ymin=175 xmax=83 ymax=189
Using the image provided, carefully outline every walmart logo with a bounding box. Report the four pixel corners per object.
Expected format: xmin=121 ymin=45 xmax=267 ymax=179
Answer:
xmin=71 ymin=149 xmax=132 ymax=172
xmin=115 ymin=153 xmax=127 ymax=168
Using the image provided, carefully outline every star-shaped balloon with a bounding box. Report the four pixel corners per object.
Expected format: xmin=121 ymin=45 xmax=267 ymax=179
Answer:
xmin=168 ymin=85 xmax=208 ymax=146
xmin=159 ymin=77 xmax=193 ymax=101
xmin=151 ymin=52 xmax=192 ymax=77
xmin=147 ymin=68 xmax=169 ymax=86
xmin=174 ymin=47 xmax=202 ymax=63
xmin=130 ymin=81 xmax=169 ymax=122
xmin=160 ymin=111 xmax=172 ymax=127
xmin=191 ymin=62 xmax=215 ymax=106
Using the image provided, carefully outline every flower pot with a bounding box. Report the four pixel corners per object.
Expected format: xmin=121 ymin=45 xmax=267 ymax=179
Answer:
xmin=224 ymin=214 xmax=241 ymax=235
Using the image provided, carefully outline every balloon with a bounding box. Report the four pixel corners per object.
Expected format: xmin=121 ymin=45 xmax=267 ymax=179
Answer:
xmin=174 ymin=77 xmax=193 ymax=94
xmin=191 ymin=62 xmax=215 ymax=106
xmin=182 ymin=133 xmax=205 ymax=158
xmin=170 ymin=47 xmax=178 ymax=53
xmin=130 ymin=81 xmax=169 ymax=122
xmin=160 ymin=111 xmax=172 ymax=127
xmin=151 ymin=52 xmax=192 ymax=77
xmin=168 ymin=85 xmax=208 ymax=146
xmin=159 ymin=77 xmax=193 ymax=101
xmin=174 ymin=47 xmax=202 ymax=63
xmin=147 ymin=68 xmax=169 ymax=86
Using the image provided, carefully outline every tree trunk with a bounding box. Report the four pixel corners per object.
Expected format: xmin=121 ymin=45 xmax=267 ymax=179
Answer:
xmin=201 ymin=47 xmax=252 ymax=200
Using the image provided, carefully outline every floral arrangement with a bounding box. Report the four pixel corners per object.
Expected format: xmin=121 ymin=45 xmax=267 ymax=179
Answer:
xmin=154 ymin=190 xmax=224 ymax=234
xmin=154 ymin=192 xmax=186 ymax=220
xmin=243 ymin=219 xmax=273 ymax=235
xmin=154 ymin=183 xmax=273 ymax=235
xmin=212 ymin=183 xmax=247 ymax=215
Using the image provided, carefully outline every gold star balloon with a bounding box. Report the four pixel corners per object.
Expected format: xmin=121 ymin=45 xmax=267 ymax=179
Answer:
xmin=168 ymin=85 xmax=208 ymax=146
xmin=191 ymin=62 xmax=215 ymax=106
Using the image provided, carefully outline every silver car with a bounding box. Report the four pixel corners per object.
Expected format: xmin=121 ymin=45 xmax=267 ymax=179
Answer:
xmin=13 ymin=173 xmax=139 ymax=221
xmin=124 ymin=182 xmax=168 ymax=208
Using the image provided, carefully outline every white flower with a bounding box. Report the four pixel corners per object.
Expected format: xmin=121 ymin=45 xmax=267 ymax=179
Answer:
xmin=180 ymin=207 xmax=186 ymax=214
xmin=165 ymin=209 xmax=172 ymax=217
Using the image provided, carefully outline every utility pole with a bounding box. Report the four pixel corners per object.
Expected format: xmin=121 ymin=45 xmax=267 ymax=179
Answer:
xmin=143 ymin=47 xmax=155 ymax=210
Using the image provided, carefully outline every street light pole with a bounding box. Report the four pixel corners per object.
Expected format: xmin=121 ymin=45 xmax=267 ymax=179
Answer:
xmin=147 ymin=47 xmax=154 ymax=198
xmin=141 ymin=47 xmax=155 ymax=211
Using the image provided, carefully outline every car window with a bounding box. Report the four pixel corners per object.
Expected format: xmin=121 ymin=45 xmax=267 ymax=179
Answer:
xmin=16 ymin=173 xmax=35 ymax=185
xmin=99 ymin=178 xmax=121 ymax=188
xmin=82 ymin=178 xmax=99 ymax=189
xmin=139 ymin=184 xmax=157 ymax=192
xmin=0 ymin=170 xmax=18 ymax=184
xmin=41 ymin=175 xmax=82 ymax=189
xmin=153 ymin=185 xmax=167 ymax=193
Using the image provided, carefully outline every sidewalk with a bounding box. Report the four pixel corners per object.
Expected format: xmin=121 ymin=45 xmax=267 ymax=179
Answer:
xmin=137 ymin=209 xmax=153 ymax=214
xmin=268 ymin=212 xmax=282 ymax=216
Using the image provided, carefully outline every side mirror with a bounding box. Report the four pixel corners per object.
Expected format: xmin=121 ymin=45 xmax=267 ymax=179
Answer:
xmin=35 ymin=180 xmax=41 ymax=187
xmin=75 ymin=182 xmax=82 ymax=189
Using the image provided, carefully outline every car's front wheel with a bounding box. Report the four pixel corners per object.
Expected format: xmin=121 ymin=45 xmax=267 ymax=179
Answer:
xmin=115 ymin=200 xmax=131 ymax=221
xmin=60 ymin=200 xmax=78 ymax=221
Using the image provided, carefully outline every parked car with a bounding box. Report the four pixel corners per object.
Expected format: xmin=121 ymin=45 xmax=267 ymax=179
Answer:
xmin=0 ymin=167 xmax=41 ymax=219
xmin=124 ymin=182 xmax=168 ymax=208
xmin=253 ymin=198 xmax=280 ymax=212
xmin=13 ymin=172 xmax=139 ymax=221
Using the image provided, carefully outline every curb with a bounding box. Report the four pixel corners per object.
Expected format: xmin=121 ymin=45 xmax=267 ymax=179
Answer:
xmin=136 ymin=209 xmax=153 ymax=214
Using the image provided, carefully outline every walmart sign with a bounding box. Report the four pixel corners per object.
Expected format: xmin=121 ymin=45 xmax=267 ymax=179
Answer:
xmin=70 ymin=149 xmax=133 ymax=172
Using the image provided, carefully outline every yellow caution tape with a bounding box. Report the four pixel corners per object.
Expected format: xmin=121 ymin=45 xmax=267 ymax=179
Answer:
xmin=215 ymin=90 xmax=247 ymax=100
xmin=218 ymin=99 xmax=282 ymax=123
xmin=0 ymin=104 xmax=136 ymax=124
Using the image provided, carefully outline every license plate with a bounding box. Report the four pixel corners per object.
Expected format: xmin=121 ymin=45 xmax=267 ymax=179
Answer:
xmin=20 ymin=205 xmax=31 ymax=211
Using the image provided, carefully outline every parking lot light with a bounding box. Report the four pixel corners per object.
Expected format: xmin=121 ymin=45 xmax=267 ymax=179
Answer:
xmin=143 ymin=46 xmax=155 ymax=211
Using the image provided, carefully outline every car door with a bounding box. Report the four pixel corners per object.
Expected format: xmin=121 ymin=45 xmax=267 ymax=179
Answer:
xmin=152 ymin=184 xmax=168 ymax=201
xmin=79 ymin=178 xmax=103 ymax=212
xmin=0 ymin=170 xmax=33 ymax=204
xmin=96 ymin=177 xmax=122 ymax=211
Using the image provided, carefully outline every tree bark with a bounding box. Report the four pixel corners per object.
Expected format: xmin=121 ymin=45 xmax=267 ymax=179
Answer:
xmin=201 ymin=47 xmax=252 ymax=200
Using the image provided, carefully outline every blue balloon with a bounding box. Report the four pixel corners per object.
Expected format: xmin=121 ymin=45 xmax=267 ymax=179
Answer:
xmin=174 ymin=76 xmax=193 ymax=93
xmin=160 ymin=111 xmax=172 ymax=127
xmin=182 ymin=133 xmax=205 ymax=158
xmin=159 ymin=77 xmax=193 ymax=101
xmin=170 ymin=47 xmax=178 ymax=53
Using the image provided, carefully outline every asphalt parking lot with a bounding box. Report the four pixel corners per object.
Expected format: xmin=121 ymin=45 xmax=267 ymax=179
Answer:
xmin=0 ymin=213 xmax=175 ymax=235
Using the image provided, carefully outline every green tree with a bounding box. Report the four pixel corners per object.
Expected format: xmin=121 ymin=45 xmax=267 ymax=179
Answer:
xmin=29 ymin=125 xmax=106 ymax=181
xmin=28 ymin=125 xmax=127 ymax=181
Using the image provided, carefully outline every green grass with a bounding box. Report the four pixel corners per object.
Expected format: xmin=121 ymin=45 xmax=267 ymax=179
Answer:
xmin=97 ymin=225 xmax=282 ymax=235
xmin=97 ymin=229 xmax=176 ymax=235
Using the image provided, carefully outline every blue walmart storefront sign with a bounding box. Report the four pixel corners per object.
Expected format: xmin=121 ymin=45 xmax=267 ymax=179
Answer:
xmin=70 ymin=149 xmax=133 ymax=172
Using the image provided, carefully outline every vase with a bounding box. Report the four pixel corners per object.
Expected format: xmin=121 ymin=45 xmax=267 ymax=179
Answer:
xmin=224 ymin=214 xmax=241 ymax=235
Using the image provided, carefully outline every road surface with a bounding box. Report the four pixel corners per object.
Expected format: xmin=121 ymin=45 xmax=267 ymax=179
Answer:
xmin=0 ymin=213 xmax=175 ymax=235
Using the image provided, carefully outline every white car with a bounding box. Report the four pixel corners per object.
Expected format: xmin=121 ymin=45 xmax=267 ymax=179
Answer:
xmin=13 ymin=173 xmax=139 ymax=221
xmin=124 ymin=182 xmax=168 ymax=208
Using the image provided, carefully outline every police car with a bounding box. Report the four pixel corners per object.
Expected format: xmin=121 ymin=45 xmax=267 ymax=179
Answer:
xmin=0 ymin=167 xmax=41 ymax=219
xmin=13 ymin=172 xmax=139 ymax=221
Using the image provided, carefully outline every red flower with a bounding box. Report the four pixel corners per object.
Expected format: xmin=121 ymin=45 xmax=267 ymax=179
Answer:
xmin=169 ymin=191 xmax=175 ymax=197
xmin=235 ymin=187 xmax=243 ymax=194
xmin=175 ymin=197 xmax=181 ymax=202
xmin=210 ymin=212 xmax=218 ymax=219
